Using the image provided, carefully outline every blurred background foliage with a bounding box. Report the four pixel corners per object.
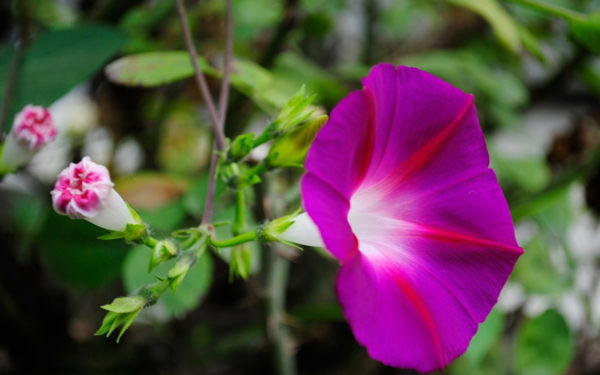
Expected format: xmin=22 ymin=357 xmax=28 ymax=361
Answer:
xmin=0 ymin=0 xmax=600 ymax=374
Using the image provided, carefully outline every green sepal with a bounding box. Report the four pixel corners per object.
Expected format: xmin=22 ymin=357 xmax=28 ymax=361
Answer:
xmin=124 ymin=223 xmax=147 ymax=242
xmin=148 ymin=239 xmax=180 ymax=272
xmin=126 ymin=202 xmax=144 ymax=224
xmin=116 ymin=309 xmax=142 ymax=343
xmin=97 ymin=231 xmax=125 ymax=240
xmin=101 ymin=295 xmax=147 ymax=313
xmin=229 ymin=244 xmax=252 ymax=282
xmin=167 ymin=253 xmax=195 ymax=293
xmin=95 ymin=311 xmax=120 ymax=336
xmin=259 ymin=208 xmax=302 ymax=242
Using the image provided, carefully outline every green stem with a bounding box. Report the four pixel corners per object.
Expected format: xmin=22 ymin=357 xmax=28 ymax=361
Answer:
xmin=210 ymin=229 xmax=257 ymax=248
xmin=506 ymin=0 xmax=586 ymax=21
xmin=143 ymin=236 xmax=158 ymax=248
xmin=234 ymin=190 xmax=246 ymax=235
xmin=253 ymin=130 xmax=273 ymax=148
xmin=249 ymin=162 xmax=267 ymax=177
xmin=262 ymin=246 xmax=295 ymax=375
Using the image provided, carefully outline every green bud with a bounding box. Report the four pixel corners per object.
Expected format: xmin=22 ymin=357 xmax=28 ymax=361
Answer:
xmin=229 ymin=244 xmax=252 ymax=282
xmin=149 ymin=238 xmax=180 ymax=272
xmin=96 ymin=279 xmax=170 ymax=342
xmin=269 ymin=86 xmax=317 ymax=135
xmin=228 ymin=133 xmax=255 ymax=161
xmin=101 ymin=295 xmax=147 ymax=313
xmin=265 ymin=115 xmax=328 ymax=169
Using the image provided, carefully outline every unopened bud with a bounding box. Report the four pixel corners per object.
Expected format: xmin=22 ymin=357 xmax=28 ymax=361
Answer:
xmin=269 ymin=86 xmax=316 ymax=134
xmin=1 ymin=105 xmax=57 ymax=168
xmin=265 ymin=115 xmax=328 ymax=169
xmin=228 ymin=133 xmax=254 ymax=162
xmin=51 ymin=157 xmax=142 ymax=232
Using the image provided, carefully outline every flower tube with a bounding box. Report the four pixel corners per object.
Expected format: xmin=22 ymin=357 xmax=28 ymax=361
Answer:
xmin=51 ymin=157 xmax=138 ymax=232
xmin=1 ymin=105 xmax=57 ymax=168
xmin=279 ymin=64 xmax=523 ymax=372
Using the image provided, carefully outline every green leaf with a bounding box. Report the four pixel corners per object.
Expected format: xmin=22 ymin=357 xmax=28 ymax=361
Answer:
xmin=511 ymin=235 xmax=568 ymax=295
xmin=570 ymin=11 xmax=600 ymax=55
xmin=0 ymin=26 xmax=126 ymax=129
xmin=97 ymin=231 xmax=125 ymax=240
xmin=516 ymin=309 xmax=574 ymax=375
xmin=447 ymin=0 xmax=521 ymax=53
xmin=122 ymin=245 xmax=213 ymax=317
xmin=38 ymin=213 xmax=129 ymax=290
xmin=101 ymin=295 xmax=146 ymax=313
xmin=465 ymin=309 xmax=505 ymax=364
xmin=105 ymin=51 xmax=216 ymax=87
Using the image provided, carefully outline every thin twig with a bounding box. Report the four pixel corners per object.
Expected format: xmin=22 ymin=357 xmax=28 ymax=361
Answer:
xmin=201 ymin=149 xmax=219 ymax=224
xmin=218 ymin=0 xmax=233 ymax=129
xmin=199 ymin=0 xmax=234 ymax=226
xmin=175 ymin=0 xmax=226 ymax=151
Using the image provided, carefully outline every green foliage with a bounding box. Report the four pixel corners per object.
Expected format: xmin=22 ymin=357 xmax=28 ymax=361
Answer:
xmin=448 ymin=0 xmax=522 ymax=53
xmin=0 ymin=26 xmax=126 ymax=129
xmin=570 ymin=10 xmax=600 ymax=54
xmin=516 ymin=309 xmax=574 ymax=375
xmin=122 ymin=245 xmax=213 ymax=317
xmin=512 ymin=236 xmax=568 ymax=294
xmin=38 ymin=213 xmax=129 ymax=290
xmin=464 ymin=309 xmax=505 ymax=364
xmin=105 ymin=51 xmax=216 ymax=86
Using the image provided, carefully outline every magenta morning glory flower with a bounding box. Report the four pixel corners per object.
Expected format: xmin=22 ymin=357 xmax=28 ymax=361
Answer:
xmin=51 ymin=157 xmax=136 ymax=232
xmin=278 ymin=64 xmax=523 ymax=372
xmin=1 ymin=105 xmax=57 ymax=168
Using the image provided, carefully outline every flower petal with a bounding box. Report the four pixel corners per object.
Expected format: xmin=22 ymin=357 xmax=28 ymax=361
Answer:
xmin=302 ymin=90 xmax=374 ymax=260
xmin=336 ymin=228 xmax=521 ymax=372
xmin=361 ymin=65 xmax=485 ymax=189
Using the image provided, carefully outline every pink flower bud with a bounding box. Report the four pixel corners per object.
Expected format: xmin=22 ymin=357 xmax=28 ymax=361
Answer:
xmin=13 ymin=105 xmax=56 ymax=150
xmin=1 ymin=105 xmax=57 ymax=168
xmin=51 ymin=157 xmax=136 ymax=232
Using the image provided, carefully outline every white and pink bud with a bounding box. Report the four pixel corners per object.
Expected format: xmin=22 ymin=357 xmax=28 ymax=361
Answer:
xmin=1 ymin=105 xmax=57 ymax=168
xmin=51 ymin=157 xmax=137 ymax=232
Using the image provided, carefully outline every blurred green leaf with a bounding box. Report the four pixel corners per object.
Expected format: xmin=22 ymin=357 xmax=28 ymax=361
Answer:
xmin=105 ymin=51 xmax=215 ymax=86
xmin=122 ymin=245 xmax=213 ymax=317
xmin=570 ymin=11 xmax=600 ymax=54
xmin=447 ymin=0 xmax=521 ymax=53
xmin=511 ymin=236 xmax=568 ymax=294
xmin=38 ymin=213 xmax=129 ymax=290
xmin=30 ymin=0 xmax=76 ymax=29
xmin=119 ymin=0 xmax=174 ymax=33
xmin=517 ymin=25 xmax=547 ymax=62
xmin=0 ymin=26 xmax=126 ymax=129
xmin=158 ymin=103 xmax=212 ymax=174
xmin=450 ymin=340 xmax=507 ymax=375
xmin=516 ymin=309 xmax=574 ymax=375
xmin=465 ymin=309 xmax=505 ymax=364
xmin=105 ymin=52 xmax=276 ymax=111
xmin=491 ymin=153 xmax=551 ymax=194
